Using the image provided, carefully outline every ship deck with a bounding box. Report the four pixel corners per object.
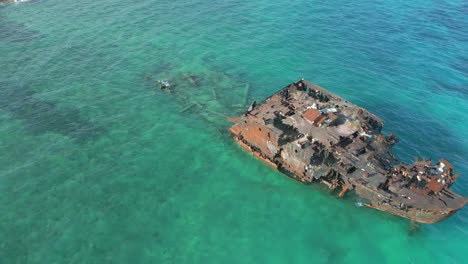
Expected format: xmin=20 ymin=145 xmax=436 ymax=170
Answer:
xmin=232 ymin=79 xmax=466 ymax=216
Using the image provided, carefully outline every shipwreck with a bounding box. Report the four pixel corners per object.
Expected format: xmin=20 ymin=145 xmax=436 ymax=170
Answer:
xmin=229 ymin=79 xmax=466 ymax=223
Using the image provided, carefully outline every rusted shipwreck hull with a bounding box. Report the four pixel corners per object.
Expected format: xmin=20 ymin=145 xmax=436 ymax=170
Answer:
xmin=229 ymin=79 xmax=467 ymax=223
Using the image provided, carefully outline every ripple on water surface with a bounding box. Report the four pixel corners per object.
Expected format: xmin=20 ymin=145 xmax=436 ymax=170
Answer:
xmin=0 ymin=0 xmax=467 ymax=263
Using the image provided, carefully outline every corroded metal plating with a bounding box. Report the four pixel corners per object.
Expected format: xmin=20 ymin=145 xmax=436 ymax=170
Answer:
xmin=229 ymin=79 xmax=467 ymax=223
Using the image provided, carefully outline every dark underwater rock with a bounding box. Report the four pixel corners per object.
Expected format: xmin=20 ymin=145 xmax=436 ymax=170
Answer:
xmin=0 ymin=17 xmax=43 ymax=43
xmin=0 ymin=82 xmax=105 ymax=143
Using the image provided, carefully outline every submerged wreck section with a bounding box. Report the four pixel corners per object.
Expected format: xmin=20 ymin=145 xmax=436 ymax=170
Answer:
xmin=229 ymin=79 xmax=466 ymax=223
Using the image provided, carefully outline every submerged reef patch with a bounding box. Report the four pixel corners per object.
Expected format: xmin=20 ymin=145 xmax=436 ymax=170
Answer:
xmin=0 ymin=82 xmax=105 ymax=143
xmin=0 ymin=16 xmax=43 ymax=43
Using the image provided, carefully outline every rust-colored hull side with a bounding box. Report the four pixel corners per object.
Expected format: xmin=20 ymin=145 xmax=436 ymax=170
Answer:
xmin=233 ymin=136 xmax=278 ymax=169
xmin=364 ymin=203 xmax=458 ymax=224
xmin=233 ymin=133 xmax=458 ymax=224
xmin=355 ymin=184 xmax=458 ymax=224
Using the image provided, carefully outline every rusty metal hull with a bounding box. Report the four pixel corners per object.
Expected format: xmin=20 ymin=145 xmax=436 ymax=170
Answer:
xmin=355 ymin=183 xmax=459 ymax=223
xmin=229 ymin=79 xmax=467 ymax=224
xmin=364 ymin=202 xmax=457 ymax=224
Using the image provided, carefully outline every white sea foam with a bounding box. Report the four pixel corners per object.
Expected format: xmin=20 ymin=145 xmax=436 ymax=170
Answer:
xmin=12 ymin=0 xmax=35 ymax=3
xmin=0 ymin=0 xmax=32 ymax=3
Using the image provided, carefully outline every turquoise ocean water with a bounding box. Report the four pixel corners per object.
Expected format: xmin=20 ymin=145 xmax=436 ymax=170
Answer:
xmin=1 ymin=0 xmax=467 ymax=263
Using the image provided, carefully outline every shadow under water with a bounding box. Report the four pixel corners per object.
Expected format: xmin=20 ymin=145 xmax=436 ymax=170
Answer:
xmin=0 ymin=16 xmax=43 ymax=43
xmin=0 ymin=82 xmax=105 ymax=143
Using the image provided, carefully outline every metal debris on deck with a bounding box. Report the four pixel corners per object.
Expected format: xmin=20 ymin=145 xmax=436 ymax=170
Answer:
xmin=157 ymin=80 xmax=171 ymax=89
xmin=228 ymin=79 xmax=467 ymax=224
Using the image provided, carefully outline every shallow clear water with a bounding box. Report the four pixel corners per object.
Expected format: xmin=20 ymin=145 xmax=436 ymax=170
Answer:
xmin=1 ymin=0 xmax=467 ymax=263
